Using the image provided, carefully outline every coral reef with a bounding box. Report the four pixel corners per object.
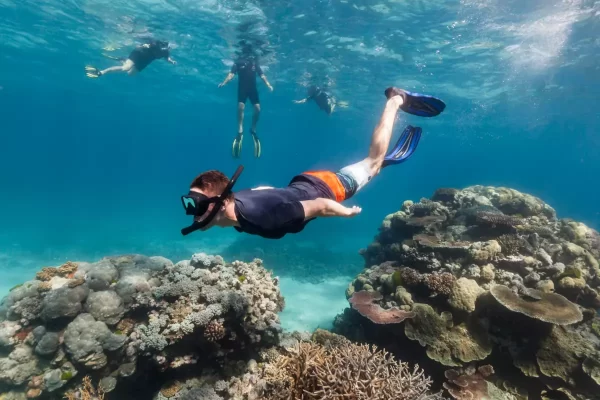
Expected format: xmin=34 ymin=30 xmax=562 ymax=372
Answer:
xmin=0 ymin=254 xmax=284 ymax=399
xmin=338 ymin=185 xmax=600 ymax=399
xmin=261 ymin=340 xmax=436 ymax=399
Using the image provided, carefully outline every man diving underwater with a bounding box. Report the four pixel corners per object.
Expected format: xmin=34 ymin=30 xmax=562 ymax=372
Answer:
xmin=179 ymin=87 xmax=446 ymax=239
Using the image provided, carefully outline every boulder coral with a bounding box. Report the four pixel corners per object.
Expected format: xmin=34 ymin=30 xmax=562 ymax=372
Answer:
xmin=0 ymin=254 xmax=284 ymax=399
xmin=338 ymin=185 xmax=600 ymax=400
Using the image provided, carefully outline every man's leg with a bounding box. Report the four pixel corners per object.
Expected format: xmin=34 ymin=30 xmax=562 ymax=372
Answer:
xmin=251 ymin=103 xmax=261 ymax=133
xmin=100 ymin=59 xmax=135 ymax=76
xmin=237 ymin=102 xmax=245 ymax=134
xmin=99 ymin=65 xmax=126 ymax=75
xmin=337 ymin=95 xmax=405 ymax=195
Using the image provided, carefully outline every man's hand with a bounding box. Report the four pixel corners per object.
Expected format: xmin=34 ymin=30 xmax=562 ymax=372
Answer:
xmin=267 ymin=83 xmax=274 ymax=92
xmin=342 ymin=205 xmax=362 ymax=217
xmin=301 ymin=198 xmax=363 ymax=219
xmin=168 ymin=57 xmax=177 ymax=65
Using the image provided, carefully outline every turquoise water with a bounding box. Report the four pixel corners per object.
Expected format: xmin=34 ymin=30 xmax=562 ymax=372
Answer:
xmin=0 ymin=0 xmax=599 ymax=331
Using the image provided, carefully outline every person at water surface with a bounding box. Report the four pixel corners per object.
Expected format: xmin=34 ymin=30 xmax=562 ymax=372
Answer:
xmin=179 ymin=87 xmax=446 ymax=239
xmin=218 ymin=45 xmax=273 ymax=159
xmin=85 ymin=39 xmax=176 ymax=78
xmin=293 ymin=85 xmax=339 ymax=115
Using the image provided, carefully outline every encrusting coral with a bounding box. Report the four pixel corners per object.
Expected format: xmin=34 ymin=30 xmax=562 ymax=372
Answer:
xmin=337 ymin=185 xmax=600 ymax=400
xmin=348 ymin=290 xmax=415 ymax=324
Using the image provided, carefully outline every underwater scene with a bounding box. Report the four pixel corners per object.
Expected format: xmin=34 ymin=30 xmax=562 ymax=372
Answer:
xmin=1 ymin=0 xmax=599 ymax=398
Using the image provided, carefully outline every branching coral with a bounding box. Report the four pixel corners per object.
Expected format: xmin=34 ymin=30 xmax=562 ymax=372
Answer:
xmin=424 ymin=273 xmax=456 ymax=296
xmin=475 ymin=211 xmax=522 ymax=228
xmin=64 ymin=376 xmax=105 ymax=400
xmin=204 ymin=320 xmax=226 ymax=342
xmin=263 ymin=341 xmax=442 ymax=400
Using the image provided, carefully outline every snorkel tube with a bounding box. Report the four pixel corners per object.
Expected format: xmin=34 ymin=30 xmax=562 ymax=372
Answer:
xmin=180 ymin=165 xmax=244 ymax=236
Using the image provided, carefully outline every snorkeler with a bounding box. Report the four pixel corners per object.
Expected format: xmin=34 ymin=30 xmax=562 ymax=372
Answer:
xmin=179 ymin=87 xmax=446 ymax=239
xmin=85 ymin=39 xmax=176 ymax=78
xmin=293 ymin=85 xmax=337 ymax=115
xmin=218 ymin=48 xmax=273 ymax=159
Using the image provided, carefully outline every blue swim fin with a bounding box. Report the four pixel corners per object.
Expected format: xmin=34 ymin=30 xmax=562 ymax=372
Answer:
xmin=382 ymin=125 xmax=422 ymax=168
xmin=385 ymin=87 xmax=446 ymax=117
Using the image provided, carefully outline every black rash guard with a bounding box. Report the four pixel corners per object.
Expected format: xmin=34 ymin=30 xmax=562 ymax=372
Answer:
xmin=129 ymin=41 xmax=170 ymax=71
xmin=233 ymin=174 xmax=335 ymax=239
xmin=231 ymin=58 xmax=264 ymax=105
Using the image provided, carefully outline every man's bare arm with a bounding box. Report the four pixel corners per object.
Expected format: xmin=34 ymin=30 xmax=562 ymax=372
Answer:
xmin=300 ymin=198 xmax=361 ymax=220
xmin=219 ymin=73 xmax=235 ymax=87
xmin=260 ymin=74 xmax=273 ymax=91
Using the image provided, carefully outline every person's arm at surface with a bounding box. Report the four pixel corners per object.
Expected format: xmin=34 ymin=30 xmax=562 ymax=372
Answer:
xmin=219 ymin=64 xmax=237 ymax=87
xmin=300 ymin=198 xmax=361 ymax=219
xmin=256 ymin=64 xmax=273 ymax=91
xmin=219 ymin=72 xmax=235 ymax=87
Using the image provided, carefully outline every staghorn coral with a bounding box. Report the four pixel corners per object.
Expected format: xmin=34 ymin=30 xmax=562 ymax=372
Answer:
xmin=490 ymin=284 xmax=583 ymax=325
xmin=349 ymin=291 xmax=414 ymax=324
xmin=262 ymin=341 xmax=443 ymax=400
xmin=64 ymin=375 xmax=104 ymax=400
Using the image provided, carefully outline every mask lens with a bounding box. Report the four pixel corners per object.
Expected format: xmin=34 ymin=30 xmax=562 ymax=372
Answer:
xmin=181 ymin=194 xmax=209 ymax=216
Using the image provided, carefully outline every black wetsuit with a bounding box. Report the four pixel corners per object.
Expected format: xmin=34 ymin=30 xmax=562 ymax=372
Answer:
xmin=128 ymin=41 xmax=170 ymax=71
xmin=233 ymin=174 xmax=335 ymax=239
xmin=231 ymin=58 xmax=263 ymax=105
xmin=308 ymin=87 xmax=334 ymax=115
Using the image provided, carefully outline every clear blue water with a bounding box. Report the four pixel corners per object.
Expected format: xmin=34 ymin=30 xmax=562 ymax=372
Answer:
xmin=0 ymin=0 xmax=599 ymax=330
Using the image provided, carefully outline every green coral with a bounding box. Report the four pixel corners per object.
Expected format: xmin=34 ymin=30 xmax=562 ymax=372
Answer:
xmin=536 ymin=326 xmax=593 ymax=385
xmin=391 ymin=270 xmax=403 ymax=287
xmin=9 ymin=283 xmax=23 ymax=291
xmin=238 ymin=275 xmax=247 ymax=283
xmin=61 ymin=371 xmax=73 ymax=380
xmin=558 ymin=266 xmax=583 ymax=280
xmin=404 ymin=303 xmax=491 ymax=367
xmin=592 ymin=321 xmax=600 ymax=338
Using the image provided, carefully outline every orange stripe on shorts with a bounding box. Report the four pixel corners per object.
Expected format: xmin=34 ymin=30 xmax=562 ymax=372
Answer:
xmin=303 ymin=170 xmax=346 ymax=202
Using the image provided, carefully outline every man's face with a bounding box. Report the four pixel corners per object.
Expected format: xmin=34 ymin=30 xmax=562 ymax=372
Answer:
xmin=189 ymin=188 xmax=224 ymax=230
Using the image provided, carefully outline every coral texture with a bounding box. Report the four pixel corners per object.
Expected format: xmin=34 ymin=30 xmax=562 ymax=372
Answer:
xmin=0 ymin=254 xmax=284 ymax=399
xmin=339 ymin=185 xmax=600 ymax=400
